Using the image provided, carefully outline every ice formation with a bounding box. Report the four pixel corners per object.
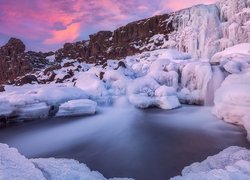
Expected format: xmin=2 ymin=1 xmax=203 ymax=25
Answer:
xmin=56 ymin=99 xmax=97 ymax=117
xmin=212 ymin=71 xmax=250 ymax=139
xmin=164 ymin=0 xmax=250 ymax=59
xmin=0 ymin=143 xmax=132 ymax=180
xmin=211 ymin=43 xmax=250 ymax=74
xmin=0 ymin=84 xmax=89 ymax=121
xmin=171 ymin=146 xmax=250 ymax=180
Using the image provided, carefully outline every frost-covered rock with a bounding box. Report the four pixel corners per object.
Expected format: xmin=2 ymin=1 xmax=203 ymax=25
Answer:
xmin=212 ymin=71 xmax=250 ymax=140
xmin=128 ymin=77 xmax=180 ymax=109
xmin=0 ymin=143 xmax=133 ymax=180
xmin=75 ymin=72 xmax=112 ymax=105
xmin=56 ymin=99 xmax=97 ymax=117
xmin=14 ymin=102 xmax=50 ymax=120
xmin=0 ymin=84 xmax=88 ymax=120
xmin=103 ymin=69 xmax=130 ymax=96
xmin=211 ymin=43 xmax=250 ymax=74
xmin=171 ymin=146 xmax=250 ymax=180
xmin=0 ymin=101 xmax=14 ymax=117
xmin=31 ymin=158 xmax=107 ymax=180
xmin=213 ymin=71 xmax=250 ymax=123
xmin=75 ymin=72 xmax=107 ymax=96
xmin=0 ymin=143 xmax=45 ymax=180
xmin=0 ymin=84 xmax=88 ymax=106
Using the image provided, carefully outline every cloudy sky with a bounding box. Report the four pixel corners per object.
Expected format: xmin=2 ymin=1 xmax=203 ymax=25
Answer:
xmin=0 ymin=0 xmax=216 ymax=51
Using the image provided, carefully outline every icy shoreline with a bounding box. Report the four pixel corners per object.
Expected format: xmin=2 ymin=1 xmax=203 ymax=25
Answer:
xmin=0 ymin=143 xmax=133 ymax=180
xmin=1 ymin=143 xmax=250 ymax=180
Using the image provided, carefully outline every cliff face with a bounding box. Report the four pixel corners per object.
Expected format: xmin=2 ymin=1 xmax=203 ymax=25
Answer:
xmin=55 ymin=14 xmax=174 ymax=64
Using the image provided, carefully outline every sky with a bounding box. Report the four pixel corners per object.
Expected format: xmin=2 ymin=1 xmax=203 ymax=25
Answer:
xmin=0 ymin=0 xmax=216 ymax=51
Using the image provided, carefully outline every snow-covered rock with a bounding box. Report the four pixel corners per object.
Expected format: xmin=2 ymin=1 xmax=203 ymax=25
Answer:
xmin=0 ymin=84 xmax=89 ymax=120
xmin=75 ymin=72 xmax=113 ymax=105
xmin=0 ymin=143 xmax=133 ymax=180
xmin=171 ymin=146 xmax=250 ymax=180
xmin=31 ymin=158 xmax=108 ymax=180
xmin=14 ymin=102 xmax=50 ymax=120
xmin=103 ymin=69 xmax=130 ymax=96
xmin=0 ymin=84 xmax=88 ymax=106
xmin=56 ymin=99 xmax=97 ymax=117
xmin=212 ymin=71 xmax=250 ymax=140
xmin=75 ymin=72 xmax=107 ymax=97
xmin=0 ymin=101 xmax=14 ymax=117
xmin=213 ymin=71 xmax=250 ymax=123
xmin=0 ymin=143 xmax=45 ymax=180
xmin=128 ymin=77 xmax=180 ymax=109
xmin=211 ymin=43 xmax=250 ymax=74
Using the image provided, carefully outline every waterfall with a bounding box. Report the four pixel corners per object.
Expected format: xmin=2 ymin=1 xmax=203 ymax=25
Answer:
xmin=205 ymin=65 xmax=225 ymax=106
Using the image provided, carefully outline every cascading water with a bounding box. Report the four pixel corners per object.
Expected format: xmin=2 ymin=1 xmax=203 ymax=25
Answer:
xmin=205 ymin=65 xmax=225 ymax=106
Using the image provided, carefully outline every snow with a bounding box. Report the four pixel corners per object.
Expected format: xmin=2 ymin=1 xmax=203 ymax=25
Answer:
xmin=0 ymin=101 xmax=14 ymax=117
xmin=211 ymin=43 xmax=250 ymax=74
xmin=212 ymin=70 xmax=250 ymax=140
xmin=31 ymin=158 xmax=108 ymax=180
xmin=0 ymin=143 xmax=132 ymax=180
xmin=75 ymin=72 xmax=107 ymax=97
xmin=56 ymin=99 xmax=97 ymax=117
xmin=14 ymin=102 xmax=50 ymax=120
xmin=171 ymin=146 xmax=250 ymax=180
xmin=0 ymin=84 xmax=88 ymax=120
xmin=127 ymin=77 xmax=180 ymax=109
xmin=0 ymin=143 xmax=45 ymax=180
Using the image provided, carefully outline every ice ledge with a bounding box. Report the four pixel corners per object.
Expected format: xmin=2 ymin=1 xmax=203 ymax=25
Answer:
xmin=171 ymin=146 xmax=250 ymax=180
xmin=0 ymin=143 xmax=133 ymax=180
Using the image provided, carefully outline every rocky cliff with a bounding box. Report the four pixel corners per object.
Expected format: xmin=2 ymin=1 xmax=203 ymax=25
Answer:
xmin=55 ymin=14 xmax=174 ymax=64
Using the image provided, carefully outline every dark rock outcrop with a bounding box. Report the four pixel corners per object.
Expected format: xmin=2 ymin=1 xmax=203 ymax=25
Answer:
xmin=55 ymin=14 xmax=174 ymax=64
xmin=0 ymin=38 xmax=32 ymax=84
xmin=0 ymin=38 xmax=54 ymax=85
xmin=15 ymin=75 xmax=38 ymax=86
xmin=0 ymin=85 xmax=5 ymax=92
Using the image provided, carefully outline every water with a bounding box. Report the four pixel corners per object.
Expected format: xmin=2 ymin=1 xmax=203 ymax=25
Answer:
xmin=0 ymin=105 xmax=249 ymax=180
xmin=205 ymin=66 xmax=225 ymax=106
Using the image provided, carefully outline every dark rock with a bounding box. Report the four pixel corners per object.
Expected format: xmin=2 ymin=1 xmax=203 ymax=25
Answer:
xmin=0 ymin=85 xmax=5 ymax=92
xmin=15 ymin=75 xmax=38 ymax=86
xmin=0 ymin=38 xmax=32 ymax=84
xmin=115 ymin=61 xmax=126 ymax=70
xmin=0 ymin=38 xmax=55 ymax=85
xmin=99 ymin=72 xmax=105 ymax=80
xmin=43 ymin=64 xmax=62 ymax=75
